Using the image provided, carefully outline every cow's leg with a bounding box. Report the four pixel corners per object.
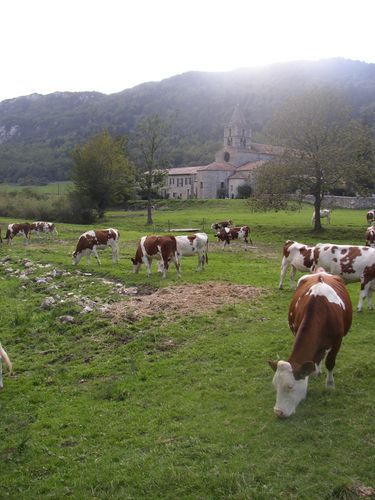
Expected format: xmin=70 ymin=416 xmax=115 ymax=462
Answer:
xmin=195 ymin=252 xmax=204 ymax=271
xmin=111 ymin=242 xmax=119 ymax=263
xmin=243 ymin=237 xmax=248 ymax=251
xmin=289 ymin=265 xmax=298 ymax=290
xmin=91 ymin=248 xmax=101 ymax=265
xmin=143 ymin=256 xmax=152 ymax=276
xmin=278 ymin=258 xmax=289 ymax=289
xmin=367 ymin=286 xmax=373 ymax=310
xmin=357 ymin=282 xmax=371 ymax=312
xmin=324 ymin=340 xmax=342 ymax=388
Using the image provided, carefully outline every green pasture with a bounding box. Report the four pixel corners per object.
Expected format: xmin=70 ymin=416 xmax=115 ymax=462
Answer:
xmin=0 ymin=181 xmax=71 ymax=196
xmin=0 ymin=202 xmax=373 ymax=499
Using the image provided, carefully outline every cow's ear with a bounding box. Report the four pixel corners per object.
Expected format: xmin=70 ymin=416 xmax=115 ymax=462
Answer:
xmin=268 ymin=360 xmax=278 ymax=372
xmin=294 ymin=361 xmax=315 ymax=380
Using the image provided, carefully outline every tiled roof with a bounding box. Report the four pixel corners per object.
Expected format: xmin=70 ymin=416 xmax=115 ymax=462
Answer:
xmin=167 ymin=166 xmax=203 ymax=175
xmin=236 ymin=160 xmax=266 ymax=171
xmin=198 ymin=162 xmax=236 ymax=172
xmin=229 ymin=172 xmax=248 ymax=180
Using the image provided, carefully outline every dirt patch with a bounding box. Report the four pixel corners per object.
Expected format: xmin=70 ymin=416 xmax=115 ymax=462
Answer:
xmin=106 ymin=282 xmax=262 ymax=322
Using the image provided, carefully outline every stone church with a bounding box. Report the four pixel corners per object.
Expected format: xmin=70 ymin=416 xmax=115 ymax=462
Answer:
xmin=161 ymin=106 xmax=282 ymax=199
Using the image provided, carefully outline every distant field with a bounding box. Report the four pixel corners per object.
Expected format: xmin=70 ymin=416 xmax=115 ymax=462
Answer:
xmin=0 ymin=181 xmax=72 ymax=195
xmin=0 ymin=203 xmax=373 ymax=498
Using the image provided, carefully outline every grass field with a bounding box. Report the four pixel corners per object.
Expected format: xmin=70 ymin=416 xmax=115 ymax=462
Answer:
xmin=0 ymin=181 xmax=72 ymax=196
xmin=0 ymin=202 xmax=374 ymax=499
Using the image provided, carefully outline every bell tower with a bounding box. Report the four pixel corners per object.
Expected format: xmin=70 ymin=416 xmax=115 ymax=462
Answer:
xmin=223 ymin=105 xmax=252 ymax=151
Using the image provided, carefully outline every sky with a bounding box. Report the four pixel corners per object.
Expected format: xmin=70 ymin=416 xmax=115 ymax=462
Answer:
xmin=1 ymin=0 xmax=374 ymax=103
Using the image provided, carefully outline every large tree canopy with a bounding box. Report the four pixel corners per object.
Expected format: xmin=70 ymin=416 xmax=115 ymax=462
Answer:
xmin=257 ymin=88 xmax=374 ymax=229
xmin=71 ymin=131 xmax=135 ymax=218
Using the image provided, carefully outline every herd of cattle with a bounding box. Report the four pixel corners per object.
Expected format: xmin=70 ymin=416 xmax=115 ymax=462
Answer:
xmin=1 ymin=210 xmax=375 ymax=417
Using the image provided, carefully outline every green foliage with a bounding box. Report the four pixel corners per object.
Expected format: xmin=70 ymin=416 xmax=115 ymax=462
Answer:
xmin=71 ymin=130 xmax=135 ymax=218
xmin=260 ymin=88 xmax=375 ymax=228
xmin=236 ymin=183 xmax=252 ymax=199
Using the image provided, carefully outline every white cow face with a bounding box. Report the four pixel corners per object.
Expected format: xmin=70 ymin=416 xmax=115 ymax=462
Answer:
xmin=268 ymin=360 xmax=313 ymax=418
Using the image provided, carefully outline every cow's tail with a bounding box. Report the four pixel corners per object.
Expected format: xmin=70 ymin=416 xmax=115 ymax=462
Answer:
xmin=205 ymin=240 xmax=209 ymax=263
xmin=0 ymin=344 xmax=12 ymax=374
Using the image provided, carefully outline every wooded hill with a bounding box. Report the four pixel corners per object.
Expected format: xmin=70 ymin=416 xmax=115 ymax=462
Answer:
xmin=0 ymin=58 xmax=374 ymax=184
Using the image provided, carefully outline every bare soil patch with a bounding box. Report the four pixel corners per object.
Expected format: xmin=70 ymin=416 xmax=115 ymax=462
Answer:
xmin=107 ymin=282 xmax=262 ymax=322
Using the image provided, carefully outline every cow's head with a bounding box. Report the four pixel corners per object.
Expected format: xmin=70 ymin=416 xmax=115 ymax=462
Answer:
xmin=268 ymin=360 xmax=314 ymax=417
xmin=71 ymin=251 xmax=81 ymax=265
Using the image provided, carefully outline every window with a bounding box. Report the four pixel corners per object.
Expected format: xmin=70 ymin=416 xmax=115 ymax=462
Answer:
xmin=200 ymin=182 xmax=203 ymax=189
xmin=185 ymin=177 xmax=188 ymax=185
xmin=220 ymin=182 xmax=224 ymax=189
xmin=189 ymin=178 xmax=192 ymax=185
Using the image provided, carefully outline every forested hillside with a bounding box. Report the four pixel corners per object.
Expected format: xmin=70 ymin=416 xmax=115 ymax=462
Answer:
xmin=0 ymin=58 xmax=374 ymax=183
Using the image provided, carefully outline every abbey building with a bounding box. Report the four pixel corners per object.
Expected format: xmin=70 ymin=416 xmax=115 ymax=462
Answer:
xmin=161 ymin=106 xmax=282 ymax=199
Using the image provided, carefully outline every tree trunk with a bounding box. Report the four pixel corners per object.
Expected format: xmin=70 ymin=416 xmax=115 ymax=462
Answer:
xmin=313 ymin=197 xmax=322 ymax=231
xmin=146 ymin=195 xmax=153 ymax=225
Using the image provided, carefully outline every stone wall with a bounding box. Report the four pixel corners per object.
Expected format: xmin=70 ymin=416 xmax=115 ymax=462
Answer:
xmin=301 ymin=195 xmax=375 ymax=209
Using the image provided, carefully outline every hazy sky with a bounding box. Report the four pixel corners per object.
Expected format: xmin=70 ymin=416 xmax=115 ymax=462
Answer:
xmin=1 ymin=0 xmax=374 ymax=102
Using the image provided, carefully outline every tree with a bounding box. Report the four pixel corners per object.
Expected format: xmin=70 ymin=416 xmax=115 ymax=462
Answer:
xmin=132 ymin=115 xmax=171 ymax=225
xmin=258 ymin=88 xmax=374 ymax=229
xmin=71 ymin=131 xmax=134 ymax=218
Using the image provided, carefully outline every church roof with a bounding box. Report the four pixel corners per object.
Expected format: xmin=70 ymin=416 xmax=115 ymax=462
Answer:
xmin=228 ymin=104 xmax=247 ymax=127
xmin=198 ymin=161 xmax=236 ymax=172
xmin=229 ymin=172 xmax=248 ymax=180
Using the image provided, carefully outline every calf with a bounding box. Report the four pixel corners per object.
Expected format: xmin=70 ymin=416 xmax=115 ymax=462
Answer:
xmin=0 ymin=343 xmax=13 ymax=389
xmin=366 ymin=209 xmax=375 ymax=224
xmin=269 ymin=270 xmax=352 ymax=418
xmin=215 ymin=225 xmax=253 ymax=250
xmin=365 ymin=226 xmax=375 ymax=247
xmin=210 ymin=220 xmax=232 ymax=231
xmin=30 ymin=221 xmax=58 ymax=237
xmin=279 ymin=240 xmax=315 ymax=289
xmin=131 ymin=235 xmax=181 ymax=278
xmin=72 ymin=228 xmax=120 ymax=265
xmin=5 ymin=223 xmax=31 ymax=245
xmin=313 ymin=243 xmax=375 ymax=311
xmin=158 ymin=232 xmax=209 ymax=273
xmin=311 ymin=209 xmax=331 ymax=225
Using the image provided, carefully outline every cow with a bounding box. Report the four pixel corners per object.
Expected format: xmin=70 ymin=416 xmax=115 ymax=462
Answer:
xmin=210 ymin=220 xmax=233 ymax=231
xmin=268 ymin=270 xmax=352 ymax=418
xmin=279 ymin=240 xmax=315 ymax=290
xmin=157 ymin=232 xmax=209 ymax=273
xmin=72 ymin=228 xmax=120 ymax=265
xmin=0 ymin=343 xmax=13 ymax=389
xmin=30 ymin=221 xmax=58 ymax=238
xmin=131 ymin=235 xmax=181 ymax=278
xmin=313 ymin=243 xmax=375 ymax=312
xmin=366 ymin=209 xmax=375 ymax=224
xmin=215 ymin=225 xmax=253 ymax=250
xmin=311 ymin=209 xmax=331 ymax=225
xmin=5 ymin=223 xmax=31 ymax=245
xmin=365 ymin=226 xmax=375 ymax=247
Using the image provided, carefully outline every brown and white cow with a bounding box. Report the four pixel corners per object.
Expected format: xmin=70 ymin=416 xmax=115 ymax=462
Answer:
xmin=0 ymin=343 xmax=13 ymax=389
xmin=269 ymin=270 xmax=352 ymax=418
xmin=72 ymin=228 xmax=120 ymax=265
xmin=131 ymin=235 xmax=181 ymax=278
xmin=30 ymin=221 xmax=58 ymax=237
xmin=157 ymin=232 xmax=209 ymax=273
xmin=365 ymin=226 xmax=375 ymax=248
xmin=279 ymin=240 xmax=315 ymax=290
xmin=313 ymin=243 xmax=375 ymax=312
xmin=215 ymin=225 xmax=253 ymax=250
xmin=311 ymin=209 xmax=331 ymax=225
xmin=5 ymin=223 xmax=31 ymax=245
xmin=210 ymin=220 xmax=233 ymax=231
xmin=366 ymin=209 xmax=375 ymax=224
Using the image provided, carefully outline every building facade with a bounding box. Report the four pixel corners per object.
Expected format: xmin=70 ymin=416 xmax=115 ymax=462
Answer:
xmin=162 ymin=106 xmax=281 ymax=199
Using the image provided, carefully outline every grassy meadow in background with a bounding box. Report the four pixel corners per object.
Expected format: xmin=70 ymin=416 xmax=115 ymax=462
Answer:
xmin=0 ymin=201 xmax=374 ymax=499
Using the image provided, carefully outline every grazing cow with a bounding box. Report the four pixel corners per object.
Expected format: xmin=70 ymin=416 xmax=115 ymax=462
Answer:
xmin=72 ymin=228 xmax=120 ymax=265
xmin=5 ymin=223 xmax=31 ymax=245
xmin=366 ymin=209 xmax=375 ymax=224
xmin=158 ymin=232 xmax=209 ymax=273
xmin=0 ymin=343 xmax=13 ymax=389
xmin=279 ymin=240 xmax=315 ymax=290
xmin=30 ymin=221 xmax=58 ymax=237
xmin=210 ymin=220 xmax=233 ymax=231
xmin=365 ymin=226 xmax=375 ymax=247
xmin=311 ymin=209 xmax=331 ymax=225
xmin=215 ymin=225 xmax=253 ymax=250
xmin=269 ymin=270 xmax=352 ymax=418
xmin=313 ymin=243 xmax=375 ymax=312
xmin=131 ymin=235 xmax=181 ymax=278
